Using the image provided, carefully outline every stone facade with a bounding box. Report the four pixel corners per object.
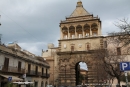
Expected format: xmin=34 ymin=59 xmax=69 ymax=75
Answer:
xmin=42 ymin=43 xmax=59 ymax=86
xmin=58 ymin=1 xmax=104 ymax=86
xmin=42 ymin=1 xmax=130 ymax=87
xmin=42 ymin=1 xmax=105 ymax=86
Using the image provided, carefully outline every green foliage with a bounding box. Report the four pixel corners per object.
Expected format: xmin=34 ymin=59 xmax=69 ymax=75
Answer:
xmin=79 ymin=73 xmax=84 ymax=84
xmin=5 ymin=82 xmax=13 ymax=87
xmin=5 ymin=82 xmax=19 ymax=87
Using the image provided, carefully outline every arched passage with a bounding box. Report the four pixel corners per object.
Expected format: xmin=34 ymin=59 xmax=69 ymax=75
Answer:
xmin=75 ymin=62 xmax=88 ymax=85
xmin=58 ymin=54 xmax=103 ymax=86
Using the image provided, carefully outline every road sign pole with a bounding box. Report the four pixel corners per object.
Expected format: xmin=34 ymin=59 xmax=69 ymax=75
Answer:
xmin=125 ymin=71 xmax=129 ymax=87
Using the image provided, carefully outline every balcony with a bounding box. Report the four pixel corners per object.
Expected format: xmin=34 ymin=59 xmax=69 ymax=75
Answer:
xmin=41 ymin=73 xmax=50 ymax=78
xmin=1 ymin=66 xmax=25 ymax=74
xmin=27 ymin=70 xmax=42 ymax=76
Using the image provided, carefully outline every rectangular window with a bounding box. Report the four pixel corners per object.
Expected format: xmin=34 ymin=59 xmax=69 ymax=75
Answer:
xmin=71 ymin=46 xmax=74 ymax=51
xmin=3 ymin=58 xmax=9 ymax=71
xmin=87 ymin=44 xmax=90 ymax=50
xmin=42 ymin=68 xmax=44 ymax=75
xmin=86 ymin=43 xmax=90 ymax=50
xmin=28 ymin=64 xmax=31 ymax=74
xmin=18 ymin=61 xmax=21 ymax=72
xmin=117 ymin=47 xmax=121 ymax=55
xmin=35 ymin=66 xmax=38 ymax=75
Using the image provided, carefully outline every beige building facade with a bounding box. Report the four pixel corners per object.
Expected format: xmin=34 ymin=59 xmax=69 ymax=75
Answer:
xmin=42 ymin=1 xmax=105 ymax=86
xmin=42 ymin=43 xmax=59 ymax=86
xmin=0 ymin=43 xmax=50 ymax=87
xmin=58 ymin=1 xmax=104 ymax=86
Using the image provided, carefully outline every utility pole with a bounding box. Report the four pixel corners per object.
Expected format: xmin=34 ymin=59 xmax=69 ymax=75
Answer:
xmin=125 ymin=71 xmax=129 ymax=87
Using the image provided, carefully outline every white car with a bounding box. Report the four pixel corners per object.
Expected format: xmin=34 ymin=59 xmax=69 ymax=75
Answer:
xmin=46 ymin=85 xmax=54 ymax=87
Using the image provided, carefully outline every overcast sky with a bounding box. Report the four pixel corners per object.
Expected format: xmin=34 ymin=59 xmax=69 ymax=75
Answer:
xmin=0 ymin=0 xmax=130 ymax=56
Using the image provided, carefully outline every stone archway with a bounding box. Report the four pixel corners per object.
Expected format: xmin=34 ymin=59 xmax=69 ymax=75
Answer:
xmin=57 ymin=52 xmax=98 ymax=86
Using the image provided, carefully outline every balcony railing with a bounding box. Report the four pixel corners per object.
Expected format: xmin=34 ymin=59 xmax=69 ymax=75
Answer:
xmin=41 ymin=73 xmax=50 ymax=78
xmin=1 ymin=66 xmax=25 ymax=74
xmin=27 ymin=70 xmax=50 ymax=78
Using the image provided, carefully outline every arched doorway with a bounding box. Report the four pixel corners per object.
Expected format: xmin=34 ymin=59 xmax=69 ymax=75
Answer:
xmin=75 ymin=62 xmax=88 ymax=85
xmin=58 ymin=53 xmax=100 ymax=86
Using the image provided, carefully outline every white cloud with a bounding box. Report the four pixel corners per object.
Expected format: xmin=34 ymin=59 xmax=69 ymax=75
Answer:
xmin=19 ymin=42 xmax=47 ymax=56
xmin=0 ymin=0 xmax=130 ymax=56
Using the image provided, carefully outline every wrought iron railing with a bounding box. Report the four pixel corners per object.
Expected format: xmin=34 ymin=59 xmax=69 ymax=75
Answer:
xmin=1 ymin=65 xmax=25 ymax=73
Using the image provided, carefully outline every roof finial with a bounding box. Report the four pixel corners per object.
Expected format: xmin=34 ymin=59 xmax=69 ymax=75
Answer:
xmin=77 ymin=0 xmax=82 ymax=7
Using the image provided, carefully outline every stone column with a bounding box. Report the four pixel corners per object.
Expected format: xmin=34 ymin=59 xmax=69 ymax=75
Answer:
xmin=90 ymin=25 xmax=92 ymax=36
xmin=82 ymin=25 xmax=85 ymax=38
xmin=60 ymin=27 xmax=63 ymax=39
xmin=98 ymin=22 xmax=101 ymax=36
xmin=75 ymin=26 xmax=77 ymax=38
xmin=67 ymin=26 xmax=70 ymax=39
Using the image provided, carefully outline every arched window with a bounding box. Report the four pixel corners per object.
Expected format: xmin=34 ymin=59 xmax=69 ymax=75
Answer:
xmin=91 ymin=23 xmax=98 ymax=36
xmin=91 ymin=23 xmax=98 ymax=30
xmin=84 ymin=24 xmax=90 ymax=37
xmin=69 ymin=26 xmax=75 ymax=39
xmin=84 ymin=24 xmax=90 ymax=31
xmin=45 ymin=81 xmax=47 ymax=87
xmin=76 ymin=25 xmax=82 ymax=32
xmin=62 ymin=26 xmax=68 ymax=39
xmin=62 ymin=26 xmax=68 ymax=34
xmin=69 ymin=26 xmax=75 ymax=33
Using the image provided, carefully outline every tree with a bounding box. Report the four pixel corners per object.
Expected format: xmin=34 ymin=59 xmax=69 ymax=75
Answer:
xmin=94 ymin=18 xmax=130 ymax=86
xmin=109 ymin=18 xmax=130 ymax=47
xmin=114 ymin=18 xmax=130 ymax=32
xmin=94 ymin=35 xmax=130 ymax=86
xmin=79 ymin=73 xmax=84 ymax=84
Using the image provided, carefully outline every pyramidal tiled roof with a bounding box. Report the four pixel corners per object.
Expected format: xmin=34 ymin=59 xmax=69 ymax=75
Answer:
xmin=70 ymin=1 xmax=90 ymax=17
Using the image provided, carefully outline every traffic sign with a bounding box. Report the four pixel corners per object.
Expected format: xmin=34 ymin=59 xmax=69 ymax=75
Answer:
xmin=8 ymin=77 xmax=12 ymax=81
xmin=120 ymin=62 xmax=130 ymax=71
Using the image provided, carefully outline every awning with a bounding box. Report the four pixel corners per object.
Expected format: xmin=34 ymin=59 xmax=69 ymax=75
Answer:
xmin=13 ymin=82 xmax=34 ymax=84
xmin=0 ymin=74 xmax=23 ymax=81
